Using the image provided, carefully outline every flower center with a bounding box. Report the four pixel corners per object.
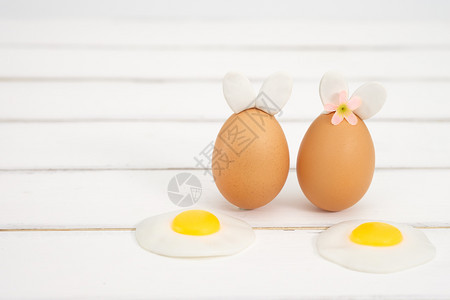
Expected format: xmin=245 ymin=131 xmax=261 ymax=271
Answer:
xmin=337 ymin=103 xmax=349 ymax=116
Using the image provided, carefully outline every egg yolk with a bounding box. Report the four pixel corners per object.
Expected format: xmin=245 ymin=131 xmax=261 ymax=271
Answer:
xmin=349 ymin=222 xmax=403 ymax=247
xmin=171 ymin=210 xmax=220 ymax=236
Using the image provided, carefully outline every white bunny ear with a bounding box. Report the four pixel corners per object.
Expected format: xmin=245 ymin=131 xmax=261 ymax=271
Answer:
xmin=256 ymin=72 xmax=293 ymax=115
xmin=351 ymin=82 xmax=387 ymax=120
xmin=319 ymin=71 xmax=349 ymax=106
xmin=223 ymin=72 xmax=256 ymax=114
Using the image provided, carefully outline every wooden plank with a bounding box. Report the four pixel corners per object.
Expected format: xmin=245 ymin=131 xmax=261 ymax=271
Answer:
xmin=0 ymin=121 xmax=448 ymax=170
xmin=1 ymin=0 xmax=449 ymax=20
xmin=0 ymin=81 xmax=448 ymax=121
xmin=0 ymin=49 xmax=449 ymax=80
xmin=0 ymin=169 xmax=449 ymax=228
xmin=0 ymin=20 xmax=449 ymax=47
xmin=0 ymin=229 xmax=448 ymax=299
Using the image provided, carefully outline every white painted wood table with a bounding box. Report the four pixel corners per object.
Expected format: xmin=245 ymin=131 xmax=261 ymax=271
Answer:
xmin=0 ymin=19 xmax=449 ymax=299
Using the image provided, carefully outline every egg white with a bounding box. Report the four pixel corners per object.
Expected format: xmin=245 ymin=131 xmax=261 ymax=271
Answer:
xmin=136 ymin=210 xmax=255 ymax=258
xmin=316 ymin=220 xmax=436 ymax=273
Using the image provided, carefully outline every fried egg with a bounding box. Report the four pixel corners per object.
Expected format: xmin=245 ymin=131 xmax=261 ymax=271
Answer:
xmin=316 ymin=220 xmax=435 ymax=273
xmin=136 ymin=209 xmax=255 ymax=257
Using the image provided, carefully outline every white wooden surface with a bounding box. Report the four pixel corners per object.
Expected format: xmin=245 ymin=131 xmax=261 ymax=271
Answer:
xmin=0 ymin=19 xmax=449 ymax=299
xmin=1 ymin=230 xmax=450 ymax=299
xmin=2 ymin=0 xmax=449 ymax=20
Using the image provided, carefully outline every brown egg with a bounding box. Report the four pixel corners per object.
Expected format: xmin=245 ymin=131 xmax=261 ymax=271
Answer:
xmin=213 ymin=108 xmax=289 ymax=209
xmin=296 ymin=113 xmax=375 ymax=211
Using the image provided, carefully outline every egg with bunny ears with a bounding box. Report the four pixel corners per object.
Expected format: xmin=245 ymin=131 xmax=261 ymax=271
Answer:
xmin=212 ymin=72 xmax=293 ymax=209
xmin=297 ymin=71 xmax=387 ymax=211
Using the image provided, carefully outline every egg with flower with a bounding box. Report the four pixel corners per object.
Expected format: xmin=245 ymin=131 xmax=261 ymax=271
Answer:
xmin=296 ymin=72 xmax=387 ymax=211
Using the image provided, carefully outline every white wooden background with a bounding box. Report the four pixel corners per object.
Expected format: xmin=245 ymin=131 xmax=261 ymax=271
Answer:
xmin=1 ymin=6 xmax=450 ymax=299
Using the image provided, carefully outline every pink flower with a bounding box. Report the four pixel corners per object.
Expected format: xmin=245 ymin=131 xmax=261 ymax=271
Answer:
xmin=324 ymin=91 xmax=362 ymax=125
